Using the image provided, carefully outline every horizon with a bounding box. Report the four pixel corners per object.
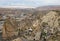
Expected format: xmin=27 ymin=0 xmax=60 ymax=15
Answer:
xmin=0 ymin=5 xmax=60 ymax=8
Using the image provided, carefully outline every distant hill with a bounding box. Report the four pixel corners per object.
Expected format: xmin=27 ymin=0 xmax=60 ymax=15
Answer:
xmin=36 ymin=5 xmax=60 ymax=11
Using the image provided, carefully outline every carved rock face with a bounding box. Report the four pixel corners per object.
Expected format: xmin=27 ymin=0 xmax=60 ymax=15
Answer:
xmin=41 ymin=11 xmax=58 ymax=27
xmin=2 ymin=17 xmax=19 ymax=40
xmin=40 ymin=11 xmax=60 ymax=41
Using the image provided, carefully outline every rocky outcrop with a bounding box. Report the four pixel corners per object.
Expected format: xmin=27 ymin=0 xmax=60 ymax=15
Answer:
xmin=40 ymin=11 xmax=60 ymax=41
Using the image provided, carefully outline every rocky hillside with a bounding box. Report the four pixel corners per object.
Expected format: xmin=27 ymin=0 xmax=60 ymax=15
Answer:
xmin=0 ymin=6 xmax=60 ymax=41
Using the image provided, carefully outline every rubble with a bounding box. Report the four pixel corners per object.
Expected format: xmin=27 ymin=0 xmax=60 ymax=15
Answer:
xmin=12 ymin=38 xmax=23 ymax=41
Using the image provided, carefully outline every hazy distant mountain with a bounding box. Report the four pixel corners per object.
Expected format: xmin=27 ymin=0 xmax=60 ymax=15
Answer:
xmin=0 ymin=6 xmax=35 ymax=9
xmin=36 ymin=5 xmax=60 ymax=11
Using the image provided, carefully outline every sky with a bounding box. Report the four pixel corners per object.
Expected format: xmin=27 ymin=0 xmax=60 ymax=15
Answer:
xmin=0 ymin=0 xmax=60 ymax=8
